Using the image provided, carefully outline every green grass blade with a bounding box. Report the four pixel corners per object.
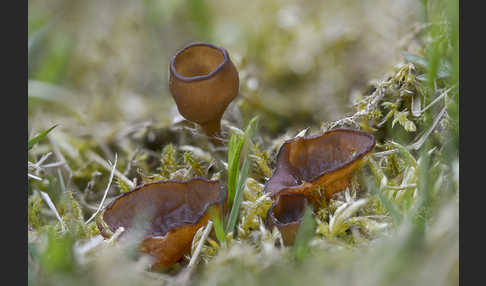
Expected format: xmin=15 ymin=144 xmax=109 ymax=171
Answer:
xmin=209 ymin=206 xmax=227 ymax=246
xmin=225 ymin=117 xmax=258 ymax=234
xmin=225 ymin=155 xmax=250 ymax=235
xmin=226 ymin=133 xmax=245 ymax=209
xmin=226 ymin=116 xmax=259 ymax=209
xmin=28 ymin=124 xmax=58 ymax=150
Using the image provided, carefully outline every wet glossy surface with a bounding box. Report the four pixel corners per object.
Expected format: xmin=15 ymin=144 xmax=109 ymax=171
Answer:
xmin=169 ymin=42 xmax=239 ymax=137
xmin=263 ymin=129 xmax=375 ymax=201
xmin=97 ymin=178 xmax=222 ymax=270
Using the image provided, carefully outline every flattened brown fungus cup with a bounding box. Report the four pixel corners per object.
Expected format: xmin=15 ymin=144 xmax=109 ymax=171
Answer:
xmin=96 ymin=178 xmax=223 ymax=271
xmin=169 ymin=42 xmax=239 ymax=139
xmin=263 ymin=128 xmax=375 ymax=205
xmin=263 ymin=129 xmax=374 ymax=245
xmin=266 ymin=194 xmax=309 ymax=246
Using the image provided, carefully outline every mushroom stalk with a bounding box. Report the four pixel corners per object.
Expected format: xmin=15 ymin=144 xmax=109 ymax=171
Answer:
xmin=201 ymin=120 xmax=221 ymax=139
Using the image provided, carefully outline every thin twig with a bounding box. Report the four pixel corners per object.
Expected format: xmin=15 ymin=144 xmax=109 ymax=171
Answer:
xmin=39 ymin=190 xmax=67 ymax=232
xmin=87 ymin=151 xmax=135 ymax=190
xmin=176 ymin=221 xmax=214 ymax=286
xmin=85 ymin=153 xmax=118 ymax=224
xmin=28 ymin=155 xmax=65 ymax=176
xmin=294 ymin=127 xmax=309 ymax=138
xmin=48 ymin=136 xmax=73 ymax=179
xmin=326 ymin=83 xmax=387 ymax=130
xmin=28 ymin=173 xmax=42 ymax=181
xmin=188 ymin=221 xmax=213 ymax=268
xmin=40 ymin=161 xmax=66 ymax=168
xmin=78 ymin=193 xmax=99 ymax=211
xmin=385 ymin=184 xmax=417 ymax=190
xmin=34 ymin=152 xmax=52 ymax=169
xmin=408 ymin=105 xmax=447 ymax=150
xmin=419 ymin=87 xmax=453 ymax=114
xmin=372 ymin=149 xmax=399 ymax=157
xmin=106 ymin=227 xmax=125 ymax=244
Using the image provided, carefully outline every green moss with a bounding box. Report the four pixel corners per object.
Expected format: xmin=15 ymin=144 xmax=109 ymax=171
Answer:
xmin=158 ymin=144 xmax=178 ymax=179
xmin=183 ymin=151 xmax=205 ymax=177
xmin=28 ymin=193 xmax=45 ymax=230
xmin=27 ymin=0 xmax=458 ymax=284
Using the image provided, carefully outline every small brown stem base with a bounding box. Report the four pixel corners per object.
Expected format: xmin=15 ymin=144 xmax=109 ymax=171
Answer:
xmin=200 ymin=120 xmax=223 ymax=145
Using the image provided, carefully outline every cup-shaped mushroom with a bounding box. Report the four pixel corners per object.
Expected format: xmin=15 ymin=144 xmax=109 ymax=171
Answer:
xmin=169 ymin=42 xmax=239 ymax=137
xmin=266 ymin=194 xmax=309 ymax=246
xmin=96 ymin=178 xmax=222 ymax=270
xmin=263 ymin=129 xmax=375 ymax=204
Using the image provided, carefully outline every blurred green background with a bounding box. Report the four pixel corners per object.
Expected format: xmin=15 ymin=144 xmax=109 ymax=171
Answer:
xmin=28 ymin=0 xmax=426 ymax=135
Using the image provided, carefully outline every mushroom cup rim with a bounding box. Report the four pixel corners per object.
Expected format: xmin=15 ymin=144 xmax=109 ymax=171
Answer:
xmin=97 ymin=177 xmax=223 ymax=239
xmin=267 ymin=193 xmax=309 ymax=227
xmin=170 ymin=42 xmax=230 ymax=82
xmin=263 ymin=128 xmax=376 ymax=195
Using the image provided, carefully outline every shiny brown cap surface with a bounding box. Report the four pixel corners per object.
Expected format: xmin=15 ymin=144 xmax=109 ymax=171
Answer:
xmin=169 ymin=42 xmax=239 ymax=137
xmin=97 ymin=178 xmax=222 ymax=270
xmin=263 ymin=129 xmax=375 ymax=202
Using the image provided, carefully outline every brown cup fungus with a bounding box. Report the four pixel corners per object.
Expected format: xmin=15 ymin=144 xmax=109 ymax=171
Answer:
xmin=266 ymin=194 xmax=309 ymax=245
xmin=264 ymin=129 xmax=375 ymax=244
xmin=169 ymin=42 xmax=239 ymax=138
xmin=97 ymin=178 xmax=222 ymax=270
